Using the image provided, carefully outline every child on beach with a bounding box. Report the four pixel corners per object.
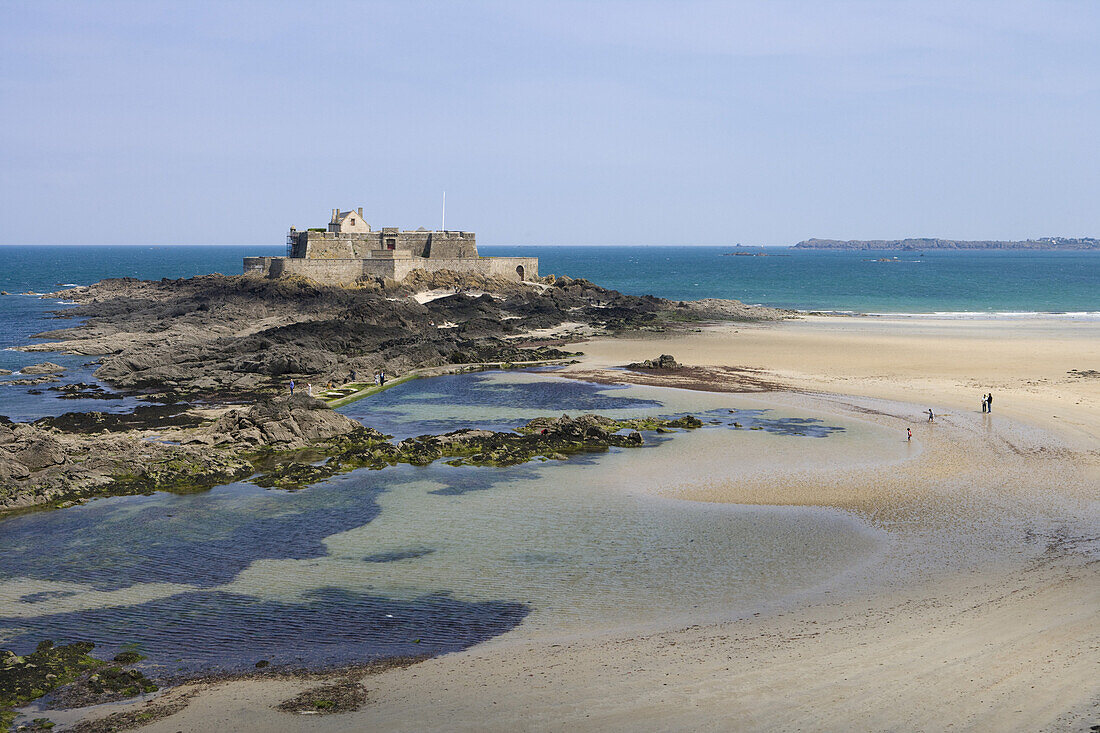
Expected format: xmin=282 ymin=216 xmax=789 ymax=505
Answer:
xmin=907 ymin=427 xmax=912 ymax=441
xmin=927 ymin=408 xmax=934 ymax=422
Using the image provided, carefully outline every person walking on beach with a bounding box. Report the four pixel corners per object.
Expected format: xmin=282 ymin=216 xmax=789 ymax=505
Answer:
xmin=927 ymin=408 xmax=934 ymax=423
xmin=981 ymin=394 xmax=988 ymax=413
xmin=907 ymin=427 xmax=912 ymax=441
xmin=986 ymin=393 xmax=993 ymax=413
xmin=289 ymin=379 xmax=295 ymax=396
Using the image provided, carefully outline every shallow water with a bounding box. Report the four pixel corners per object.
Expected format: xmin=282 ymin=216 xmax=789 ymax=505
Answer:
xmin=0 ymin=373 xmax=887 ymax=674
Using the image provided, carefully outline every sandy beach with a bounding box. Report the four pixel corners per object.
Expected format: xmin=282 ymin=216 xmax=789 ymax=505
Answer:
xmin=66 ymin=315 xmax=1099 ymax=732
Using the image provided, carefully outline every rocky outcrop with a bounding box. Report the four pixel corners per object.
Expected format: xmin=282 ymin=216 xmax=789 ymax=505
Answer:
xmin=0 ymin=397 xmax=364 ymax=510
xmin=204 ymin=395 xmax=363 ymax=448
xmin=671 ymin=299 xmax=793 ymax=321
xmin=19 ymin=362 xmax=66 ymax=374
xmin=240 ymin=412 xmax=705 ymax=490
xmin=23 ymin=272 xmax=787 ymax=402
xmin=0 ymin=417 xmax=255 ymax=512
xmin=1 ymin=402 xmax=707 ymax=509
xmin=627 ymin=354 xmax=680 ymax=370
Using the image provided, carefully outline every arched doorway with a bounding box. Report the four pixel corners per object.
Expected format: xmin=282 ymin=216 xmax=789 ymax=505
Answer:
xmin=516 ymin=265 xmax=525 ymax=281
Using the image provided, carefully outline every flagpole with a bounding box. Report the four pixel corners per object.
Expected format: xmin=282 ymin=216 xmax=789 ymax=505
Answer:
xmin=442 ymin=191 xmax=446 ymax=232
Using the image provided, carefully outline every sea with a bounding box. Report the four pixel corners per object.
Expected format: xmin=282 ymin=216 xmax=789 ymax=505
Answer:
xmin=0 ymin=243 xmax=1096 ymax=680
xmin=2 ymin=244 xmax=1097 ymax=357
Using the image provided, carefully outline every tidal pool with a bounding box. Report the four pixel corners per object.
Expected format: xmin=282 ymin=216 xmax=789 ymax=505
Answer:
xmin=0 ymin=372 xmax=889 ymax=674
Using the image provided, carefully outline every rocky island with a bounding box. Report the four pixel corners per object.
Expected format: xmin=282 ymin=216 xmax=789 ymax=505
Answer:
xmin=0 ymin=271 xmax=789 ymax=514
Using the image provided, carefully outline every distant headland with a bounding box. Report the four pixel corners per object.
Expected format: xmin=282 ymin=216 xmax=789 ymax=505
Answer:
xmin=794 ymin=237 xmax=1099 ymax=251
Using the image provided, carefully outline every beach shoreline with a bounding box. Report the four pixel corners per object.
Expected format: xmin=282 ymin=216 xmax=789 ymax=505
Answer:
xmin=49 ymin=312 xmax=1098 ymax=732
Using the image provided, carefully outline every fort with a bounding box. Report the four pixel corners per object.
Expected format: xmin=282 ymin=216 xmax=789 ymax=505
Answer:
xmin=244 ymin=207 xmax=538 ymax=285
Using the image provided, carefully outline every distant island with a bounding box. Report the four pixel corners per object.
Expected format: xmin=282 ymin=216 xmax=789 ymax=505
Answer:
xmin=794 ymin=237 xmax=1099 ymax=251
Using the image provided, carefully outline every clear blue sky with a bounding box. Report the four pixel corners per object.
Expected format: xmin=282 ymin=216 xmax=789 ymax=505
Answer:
xmin=2 ymin=1 xmax=1097 ymax=245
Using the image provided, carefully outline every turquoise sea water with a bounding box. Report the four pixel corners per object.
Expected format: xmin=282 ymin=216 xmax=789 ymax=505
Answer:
xmin=0 ymin=244 xmax=1097 ymax=319
xmin=489 ymin=245 xmax=1100 ymax=314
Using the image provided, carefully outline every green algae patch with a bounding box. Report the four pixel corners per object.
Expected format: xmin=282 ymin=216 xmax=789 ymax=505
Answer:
xmin=238 ymin=414 xmax=705 ymax=490
xmin=612 ymin=415 xmax=704 ymax=432
xmin=0 ymin=640 xmax=157 ymax=731
xmin=1 ymin=641 xmax=102 ymax=723
xmin=108 ymin=455 xmax=254 ymax=497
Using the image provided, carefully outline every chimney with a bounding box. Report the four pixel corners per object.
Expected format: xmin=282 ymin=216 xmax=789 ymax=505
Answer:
xmin=357 ymin=207 xmax=363 ymax=217
xmin=331 ymin=208 xmax=337 ymax=223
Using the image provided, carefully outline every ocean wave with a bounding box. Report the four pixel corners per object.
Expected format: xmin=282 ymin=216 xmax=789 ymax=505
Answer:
xmin=865 ymin=311 xmax=1100 ymax=321
xmin=793 ymin=309 xmax=1100 ymax=320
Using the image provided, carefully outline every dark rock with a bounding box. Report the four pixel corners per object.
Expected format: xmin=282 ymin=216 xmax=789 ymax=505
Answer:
xmin=628 ymin=354 xmax=680 ymax=370
xmin=47 ymin=383 xmax=123 ymax=400
xmin=34 ymin=405 xmax=200 ymax=433
xmin=0 ymin=375 xmax=60 ymax=386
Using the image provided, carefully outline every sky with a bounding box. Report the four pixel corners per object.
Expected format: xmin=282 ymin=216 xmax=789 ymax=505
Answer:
xmin=1 ymin=0 xmax=1098 ymax=246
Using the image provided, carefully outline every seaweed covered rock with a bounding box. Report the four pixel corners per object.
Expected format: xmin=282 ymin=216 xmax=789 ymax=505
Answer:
xmin=0 ymin=640 xmax=157 ymax=729
xmin=521 ymin=414 xmax=620 ymax=439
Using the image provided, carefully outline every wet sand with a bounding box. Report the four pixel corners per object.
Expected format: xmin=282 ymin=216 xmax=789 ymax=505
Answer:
xmin=76 ymin=316 xmax=1100 ymax=731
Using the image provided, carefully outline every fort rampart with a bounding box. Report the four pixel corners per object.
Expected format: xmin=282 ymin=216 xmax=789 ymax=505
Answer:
xmin=290 ymin=229 xmax=478 ymax=259
xmin=244 ymin=255 xmax=538 ymax=286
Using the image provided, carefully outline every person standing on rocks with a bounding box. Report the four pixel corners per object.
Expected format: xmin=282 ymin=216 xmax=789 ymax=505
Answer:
xmin=290 ymin=379 xmax=295 ymax=396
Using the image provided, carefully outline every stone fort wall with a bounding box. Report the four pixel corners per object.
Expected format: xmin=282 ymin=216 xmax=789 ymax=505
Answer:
xmin=244 ymin=256 xmax=539 ymax=286
xmin=291 ymin=230 xmax=478 ymax=259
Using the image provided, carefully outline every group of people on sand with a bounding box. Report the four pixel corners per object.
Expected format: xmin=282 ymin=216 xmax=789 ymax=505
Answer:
xmin=909 ymin=392 xmax=994 ymax=441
